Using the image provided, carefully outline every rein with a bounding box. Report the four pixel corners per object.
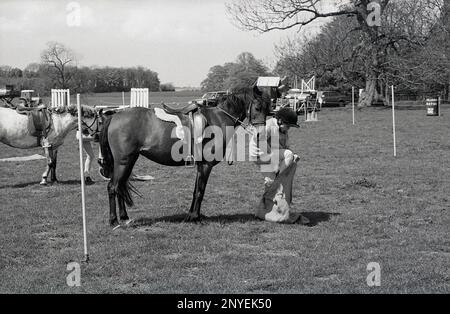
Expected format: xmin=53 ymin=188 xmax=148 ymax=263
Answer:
xmin=216 ymin=98 xmax=256 ymax=136
xmin=215 ymin=106 xmax=251 ymax=131
xmin=81 ymin=114 xmax=99 ymax=137
xmin=216 ymin=97 xmax=259 ymax=166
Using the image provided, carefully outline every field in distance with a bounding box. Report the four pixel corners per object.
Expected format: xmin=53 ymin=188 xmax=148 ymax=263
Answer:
xmin=41 ymin=90 xmax=204 ymax=107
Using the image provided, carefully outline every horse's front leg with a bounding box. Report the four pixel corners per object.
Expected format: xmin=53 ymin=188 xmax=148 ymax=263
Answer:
xmin=40 ymin=146 xmax=53 ymax=185
xmin=185 ymin=162 xmax=212 ymax=222
xmin=50 ymin=149 xmax=58 ymax=182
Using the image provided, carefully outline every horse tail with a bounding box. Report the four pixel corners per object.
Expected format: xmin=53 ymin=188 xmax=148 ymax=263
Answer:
xmin=99 ymin=115 xmax=114 ymax=179
xmin=118 ymin=180 xmax=141 ymax=207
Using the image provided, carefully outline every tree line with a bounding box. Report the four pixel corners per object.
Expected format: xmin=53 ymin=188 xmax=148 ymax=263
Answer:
xmin=208 ymin=0 xmax=449 ymax=106
xmin=0 ymin=42 xmax=164 ymax=96
xmin=201 ymin=52 xmax=270 ymax=91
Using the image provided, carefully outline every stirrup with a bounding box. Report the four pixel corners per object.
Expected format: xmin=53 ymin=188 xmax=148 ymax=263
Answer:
xmin=185 ymin=155 xmax=195 ymax=167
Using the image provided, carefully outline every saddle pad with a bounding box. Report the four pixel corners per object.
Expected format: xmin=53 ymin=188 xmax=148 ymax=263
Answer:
xmin=154 ymin=107 xmax=185 ymax=140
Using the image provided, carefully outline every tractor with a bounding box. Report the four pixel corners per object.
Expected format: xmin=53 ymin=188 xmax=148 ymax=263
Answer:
xmin=19 ymin=90 xmax=42 ymax=107
xmin=0 ymin=85 xmax=42 ymax=107
xmin=0 ymin=85 xmax=20 ymax=105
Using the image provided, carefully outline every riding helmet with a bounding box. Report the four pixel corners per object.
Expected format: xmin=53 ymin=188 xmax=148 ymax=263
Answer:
xmin=275 ymin=107 xmax=300 ymax=128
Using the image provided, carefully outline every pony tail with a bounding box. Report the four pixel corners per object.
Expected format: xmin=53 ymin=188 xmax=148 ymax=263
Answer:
xmin=117 ymin=181 xmax=142 ymax=207
xmin=99 ymin=115 xmax=114 ymax=179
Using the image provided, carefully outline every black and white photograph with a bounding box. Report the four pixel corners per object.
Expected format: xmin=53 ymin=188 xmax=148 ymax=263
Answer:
xmin=0 ymin=0 xmax=448 ymax=297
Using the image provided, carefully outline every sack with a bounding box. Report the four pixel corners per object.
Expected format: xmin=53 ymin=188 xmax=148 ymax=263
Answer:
xmin=255 ymin=159 xmax=303 ymax=224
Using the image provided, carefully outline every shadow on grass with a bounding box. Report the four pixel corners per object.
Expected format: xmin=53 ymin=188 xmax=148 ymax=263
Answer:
xmin=301 ymin=211 xmax=341 ymax=227
xmin=0 ymin=179 xmax=81 ymax=189
xmin=131 ymin=211 xmax=340 ymax=227
xmin=132 ymin=213 xmax=256 ymax=227
xmin=0 ymin=181 xmax=39 ymax=189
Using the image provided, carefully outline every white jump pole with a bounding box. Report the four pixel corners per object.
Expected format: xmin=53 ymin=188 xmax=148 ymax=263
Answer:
xmin=438 ymin=96 xmax=441 ymax=117
xmin=77 ymin=94 xmax=89 ymax=262
xmin=122 ymin=91 xmax=125 ymax=107
xmin=352 ymin=86 xmax=355 ymax=125
xmin=391 ymin=85 xmax=397 ymax=157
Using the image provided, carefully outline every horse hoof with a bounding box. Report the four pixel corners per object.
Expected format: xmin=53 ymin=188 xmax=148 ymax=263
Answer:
xmin=40 ymin=180 xmax=47 ymax=186
xmin=184 ymin=214 xmax=201 ymax=223
xmin=84 ymin=177 xmax=95 ymax=185
xmin=110 ymin=220 xmax=120 ymax=230
xmin=98 ymin=168 xmax=110 ymax=181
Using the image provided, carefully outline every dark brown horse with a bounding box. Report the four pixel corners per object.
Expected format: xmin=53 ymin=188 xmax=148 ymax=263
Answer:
xmin=99 ymin=86 xmax=272 ymax=228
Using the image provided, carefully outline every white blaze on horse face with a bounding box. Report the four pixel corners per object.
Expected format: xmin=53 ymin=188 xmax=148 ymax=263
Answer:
xmin=0 ymin=107 xmax=40 ymax=148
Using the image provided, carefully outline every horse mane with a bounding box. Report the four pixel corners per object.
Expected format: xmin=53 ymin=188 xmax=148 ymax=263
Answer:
xmin=50 ymin=104 xmax=96 ymax=118
xmin=217 ymin=93 xmax=246 ymax=114
xmin=216 ymin=86 xmax=270 ymax=116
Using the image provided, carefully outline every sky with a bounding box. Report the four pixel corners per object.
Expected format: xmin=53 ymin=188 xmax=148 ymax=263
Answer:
xmin=0 ymin=0 xmax=328 ymax=87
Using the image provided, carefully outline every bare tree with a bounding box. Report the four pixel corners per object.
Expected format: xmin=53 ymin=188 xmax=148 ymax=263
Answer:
xmin=227 ymin=0 xmax=443 ymax=107
xmin=40 ymin=41 xmax=77 ymax=88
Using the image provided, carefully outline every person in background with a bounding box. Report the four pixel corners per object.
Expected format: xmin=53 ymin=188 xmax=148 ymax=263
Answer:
xmin=76 ymin=128 xmax=95 ymax=185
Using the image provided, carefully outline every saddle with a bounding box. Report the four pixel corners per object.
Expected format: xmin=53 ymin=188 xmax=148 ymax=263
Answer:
xmin=160 ymin=103 xmax=204 ymax=166
xmin=16 ymin=106 xmax=52 ymax=146
xmin=162 ymin=103 xmax=198 ymax=115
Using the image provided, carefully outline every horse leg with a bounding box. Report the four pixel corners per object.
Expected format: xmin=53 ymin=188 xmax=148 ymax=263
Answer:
xmin=109 ymin=154 xmax=138 ymax=228
xmin=185 ymin=163 xmax=212 ymax=222
xmin=40 ymin=147 xmax=53 ymax=185
xmin=117 ymin=155 xmax=138 ymax=224
xmin=50 ymin=149 xmax=58 ymax=183
xmin=107 ymin=179 xmax=119 ymax=228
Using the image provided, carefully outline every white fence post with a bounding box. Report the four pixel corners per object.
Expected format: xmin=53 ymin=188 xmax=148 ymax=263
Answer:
xmin=130 ymin=88 xmax=149 ymax=108
xmin=51 ymin=89 xmax=70 ymax=109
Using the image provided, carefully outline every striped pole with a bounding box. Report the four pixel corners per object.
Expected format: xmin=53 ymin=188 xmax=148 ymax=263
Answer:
xmin=391 ymin=85 xmax=397 ymax=157
xmin=77 ymin=94 xmax=89 ymax=262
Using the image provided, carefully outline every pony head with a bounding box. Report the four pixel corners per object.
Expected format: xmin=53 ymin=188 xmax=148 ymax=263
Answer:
xmin=247 ymin=85 xmax=272 ymax=126
xmin=221 ymin=85 xmax=272 ymax=127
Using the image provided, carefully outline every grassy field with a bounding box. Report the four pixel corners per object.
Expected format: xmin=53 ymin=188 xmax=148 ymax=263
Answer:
xmin=0 ymin=101 xmax=449 ymax=293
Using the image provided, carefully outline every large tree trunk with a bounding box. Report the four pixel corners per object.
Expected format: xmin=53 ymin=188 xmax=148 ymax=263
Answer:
xmin=358 ymin=48 xmax=386 ymax=107
xmin=359 ymin=73 xmax=377 ymax=107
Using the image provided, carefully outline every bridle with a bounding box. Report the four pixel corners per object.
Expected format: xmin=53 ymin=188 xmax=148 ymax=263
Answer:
xmin=215 ymin=97 xmax=264 ymax=135
xmin=216 ymin=105 xmax=250 ymax=130
xmin=80 ymin=112 xmax=100 ymax=137
xmin=216 ymin=95 xmax=267 ymax=166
